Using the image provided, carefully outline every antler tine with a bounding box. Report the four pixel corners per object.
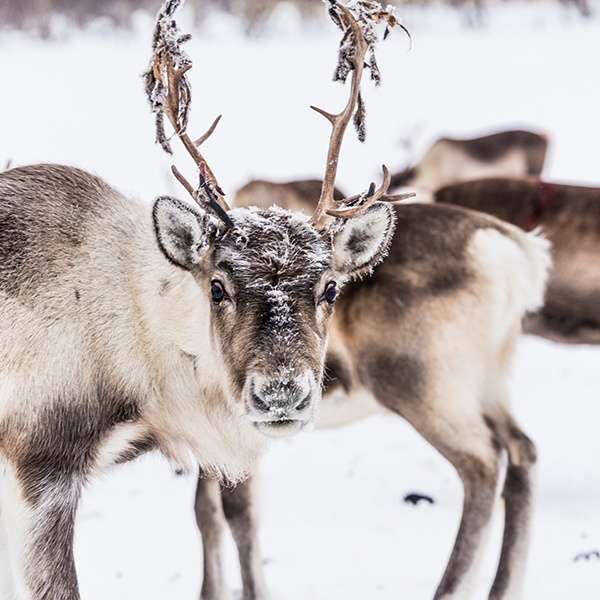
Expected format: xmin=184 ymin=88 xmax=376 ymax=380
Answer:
xmin=309 ymin=2 xmax=369 ymax=232
xmin=193 ymin=114 xmax=222 ymax=147
xmin=326 ymin=166 xmax=416 ymax=217
xmin=326 ymin=165 xmax=390 ymax=218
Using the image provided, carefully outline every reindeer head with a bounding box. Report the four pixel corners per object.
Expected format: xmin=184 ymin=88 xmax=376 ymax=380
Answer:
xmin=145 ymin=0 xmax=404 ymax=437
xmin=153 ymin=197 xmax=394 ymax=437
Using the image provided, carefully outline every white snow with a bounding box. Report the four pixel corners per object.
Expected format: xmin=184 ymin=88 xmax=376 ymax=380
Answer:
xmin=2 ymin=1 xmax=600 ymax=598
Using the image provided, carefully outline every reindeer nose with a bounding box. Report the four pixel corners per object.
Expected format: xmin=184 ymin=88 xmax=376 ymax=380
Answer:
xmin=251 ymin=380 xmax=311 ymax=416
xmin=246 ymin=373 xmax=317 ymax=438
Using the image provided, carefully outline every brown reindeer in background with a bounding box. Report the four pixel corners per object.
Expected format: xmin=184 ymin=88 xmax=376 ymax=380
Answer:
xmin=389 ymin=129 xmax=549 ymax=193
xmin=435 ymin=177 xmax=600 ymax=344
xmin=237 ymin=128 xmax=549 ymax=213
xmin=193 ymin=4 xmax=551 ymax=600
xmin=234 ymin=178 xmax=346 ymax=213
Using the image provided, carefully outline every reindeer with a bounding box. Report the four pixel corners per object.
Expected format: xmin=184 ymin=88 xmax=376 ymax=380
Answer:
xmin=0 ymin=3 xmax=398 ymax=599
xmin=199 ymin=187 xmax=552 ymax=600
xmin=235 ymin=178 xmax=346 ymax=214
xmin=434 ymin=176 xmax=600 ymax=344
xmin=388 ymin=129 xmax=549 ymax=193
xmin=237 ymin=129 xmax=549 ymax=214
xmin=193 ymin=5 xmax=551 ymax=600
xmin=204 ymin=195 xmax=552 ymax=600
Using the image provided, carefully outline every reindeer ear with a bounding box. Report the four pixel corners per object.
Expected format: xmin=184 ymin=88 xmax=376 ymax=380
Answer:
xmin=331 ymin=202 xmax=396 ymax=279
xmin=153 ymin=196 xmax=218 ymax=270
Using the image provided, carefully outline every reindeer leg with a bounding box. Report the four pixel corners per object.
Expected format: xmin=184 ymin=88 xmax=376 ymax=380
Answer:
xmin=195 ymin=474 xmax=231 ymax=600
xmin=390 ymin=411 xmax=503 ymax=599
xmin=401 ymin=408 xmax=534 ymax=600
xmin=221 ymin=477 xmax=269 ymax=600
xmin=195 ymin=475 xmax=268 ymax=600
xmin=488 ymin=418 xmax=536 ymax=600
xmin=0 ymin=457 xmax=83 ymax=600
xmin=431 ymin=442 xmax=501 ymax=600
xmin=365 ymin=361 xmax=505 ymax=599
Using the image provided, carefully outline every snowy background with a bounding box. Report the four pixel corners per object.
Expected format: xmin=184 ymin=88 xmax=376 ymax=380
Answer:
xmin=2 ymin=1 xmax=600 ymax=598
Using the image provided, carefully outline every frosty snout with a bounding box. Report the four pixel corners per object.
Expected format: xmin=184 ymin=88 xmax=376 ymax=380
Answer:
xmin=245 ymin=370 xmax=318 ymax=438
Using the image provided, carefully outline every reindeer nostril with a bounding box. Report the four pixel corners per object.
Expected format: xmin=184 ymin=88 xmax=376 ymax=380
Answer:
xmin=251 ymin=393 xmax=270 ymax=413
xmin=295 ymin=394 xmax=310 ymax=412
xmin=250 ymin=378 xmax=312 ymax=416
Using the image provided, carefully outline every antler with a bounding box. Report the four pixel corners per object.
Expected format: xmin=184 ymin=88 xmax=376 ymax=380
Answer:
xmin=309 ymin=1 xmax=413 ymax=233
xmin=144 ymin=0 xmax=233 ymax=228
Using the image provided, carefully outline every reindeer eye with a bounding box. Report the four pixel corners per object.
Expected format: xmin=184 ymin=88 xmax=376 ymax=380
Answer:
xmin=320 ymin=281 xmax=337 ymax=305
xmin=211 ymin=280 xmax=227 ymax=304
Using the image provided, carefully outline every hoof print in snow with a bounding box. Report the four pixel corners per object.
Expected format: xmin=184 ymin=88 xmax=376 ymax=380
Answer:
xmin=403 ymin=493 xmax=435 ymax=506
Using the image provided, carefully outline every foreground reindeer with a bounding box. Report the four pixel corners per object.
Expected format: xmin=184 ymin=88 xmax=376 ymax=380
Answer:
xmin=0 ymin=3 xmax=398 ymax=599
xmin=195 ymin=6 xmax=551 ymax=600
xmin=388 ymin=129 xmax=549 ymax=193
xmin=435 ymin=176 xmax=600 ymax=344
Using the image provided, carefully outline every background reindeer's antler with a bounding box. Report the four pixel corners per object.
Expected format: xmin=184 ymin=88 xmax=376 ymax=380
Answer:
xmin=310 ymin=0 xmax=413 ymax=233
xmin=144 ymin=0 xmax=233 ymax=228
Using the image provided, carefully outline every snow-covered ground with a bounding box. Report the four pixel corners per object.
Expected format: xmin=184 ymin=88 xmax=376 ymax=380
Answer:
xmin=2 ymin=1 xmax=600 ymax=598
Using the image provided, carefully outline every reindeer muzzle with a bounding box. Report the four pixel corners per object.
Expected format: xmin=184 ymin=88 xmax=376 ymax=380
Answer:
xmin=245 ymin=372 xmax=317 ymax=438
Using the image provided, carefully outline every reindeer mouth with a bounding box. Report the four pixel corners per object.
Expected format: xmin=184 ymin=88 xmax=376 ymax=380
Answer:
xmin=252 ymin=418 xmax=311 ymax=438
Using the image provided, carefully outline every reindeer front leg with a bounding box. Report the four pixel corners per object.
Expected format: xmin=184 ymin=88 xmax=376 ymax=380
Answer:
xmin=221 ymin=477 xmax=269 ymax=600
xmin=0 ymin=456 xmax=83 ymax=600
xmin=195 ymin=474 xmax=268 ymax=600
xmin=195 ymin=474 xmax=231 ymax=600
